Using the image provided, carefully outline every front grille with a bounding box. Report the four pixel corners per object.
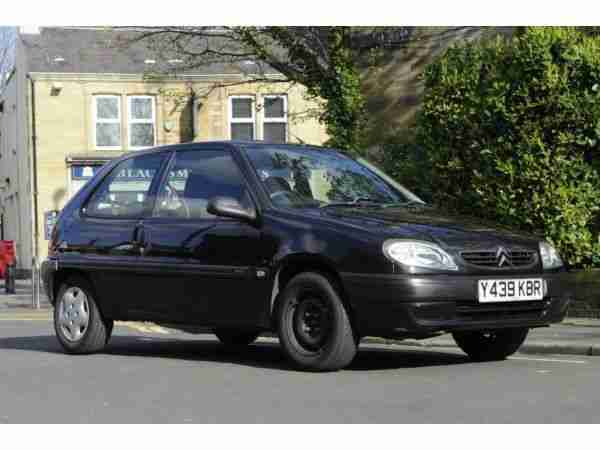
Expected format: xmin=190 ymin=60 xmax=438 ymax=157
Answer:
xmin=460 ymin=248 xmax=537 ymax=268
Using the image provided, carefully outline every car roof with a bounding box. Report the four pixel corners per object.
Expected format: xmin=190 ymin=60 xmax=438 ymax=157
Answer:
xmin=119 ymin=140 xmax=338 ymax=160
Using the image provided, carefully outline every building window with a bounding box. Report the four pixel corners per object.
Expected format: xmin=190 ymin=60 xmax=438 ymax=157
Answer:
xmin=94 ymin=95 xmax=121 ymax=149
xmin=229 ymin=96 xmax=255 ymax=140
xmin=263 ymin=96 xmax=287 ymax=143
xmin=128 ymin=96 xmax=156 ymax=150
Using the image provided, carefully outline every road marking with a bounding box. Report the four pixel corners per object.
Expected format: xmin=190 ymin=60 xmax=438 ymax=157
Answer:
xmin=0 ymin=315 xmax=170 ymax=336
xmin=116 ymin=321 xmax=170 ymax=335
xmin=147 ymin=324 xmax=170 ymax=334
xmin=0 ymin=315 xmax=169 ymax=332
xmin=509 ymin=356 xmax=587 ymax=364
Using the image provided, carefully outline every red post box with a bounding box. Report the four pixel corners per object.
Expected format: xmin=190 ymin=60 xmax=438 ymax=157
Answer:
xmin=0 ymin=240 xmax=16 ymax=280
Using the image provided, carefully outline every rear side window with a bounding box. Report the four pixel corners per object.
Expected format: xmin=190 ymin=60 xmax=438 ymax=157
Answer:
xmin=84 ymin=153 xmax=166 ymax=218
xmin=154 ymin=150 xmax=251 ymax=219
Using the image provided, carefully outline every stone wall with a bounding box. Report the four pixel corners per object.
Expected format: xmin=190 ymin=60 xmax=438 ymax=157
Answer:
xmin=567 ymin=270 xmax=600 ymax=318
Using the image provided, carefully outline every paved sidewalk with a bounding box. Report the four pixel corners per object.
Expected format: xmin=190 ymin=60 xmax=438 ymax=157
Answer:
xmin=0 ymin=279 xmax=50 ymax=310
xmin=2 ymin=278 xmax=600 ymax=357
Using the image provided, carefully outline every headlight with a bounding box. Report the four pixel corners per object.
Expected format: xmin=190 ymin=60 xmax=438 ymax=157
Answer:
xmin=539 ymin=241 xmax=564 ymax=269
xmin=383 ymin=240 xmax=458 ymax=271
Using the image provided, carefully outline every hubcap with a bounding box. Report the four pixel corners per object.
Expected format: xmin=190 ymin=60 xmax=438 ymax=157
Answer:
xmin=293 ymin=296 xmax=332 ymax=352
xmin=58 ymin=287 xmax=90 ymax=342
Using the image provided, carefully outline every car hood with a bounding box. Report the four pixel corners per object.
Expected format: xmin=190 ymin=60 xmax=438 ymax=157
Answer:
xmin=301 ymin=204 xmax=542 ymax=250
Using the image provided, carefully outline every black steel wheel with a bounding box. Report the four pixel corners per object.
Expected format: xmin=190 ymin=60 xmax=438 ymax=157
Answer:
xmin=277 ymin=272 xmax=357 ymax=371
xmin=292 ymin=296 xmax=333 ymax=352
xmin=452 ymin=328 xmax=529 ymax=361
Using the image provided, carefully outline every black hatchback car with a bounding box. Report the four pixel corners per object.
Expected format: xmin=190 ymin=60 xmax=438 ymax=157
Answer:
xmin=42 ymin=141 xmax=573 ymax=371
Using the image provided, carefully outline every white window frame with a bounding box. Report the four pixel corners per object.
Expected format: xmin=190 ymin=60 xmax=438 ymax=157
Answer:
xmin=262 ymin=95 xmax=288 ymax=143
xmin=229 ymin=95 xmax=256 ymax=140
xmin=128 ymin=95 xmax=157 ymax=150
xmin=93 ymin=95 xmax=122 ymax=150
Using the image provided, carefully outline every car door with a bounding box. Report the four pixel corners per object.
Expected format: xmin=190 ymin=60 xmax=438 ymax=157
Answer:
xmin=70 ymin=151 xmax=168 ymax=319
xmin=133 ymin=147 xmax=270 ymax=326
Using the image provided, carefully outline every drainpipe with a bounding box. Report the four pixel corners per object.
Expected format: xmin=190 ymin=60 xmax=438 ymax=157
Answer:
xmin=28 ymin=74 xmax=40 ymax=308
xmin=191 ymin=90 xmax=197 ymax=141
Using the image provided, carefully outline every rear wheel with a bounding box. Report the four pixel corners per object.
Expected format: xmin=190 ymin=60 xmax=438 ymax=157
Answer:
xmin=276 ymin=272 xmax=357 ymax=371
xmin=214 ymin=329 xmax=260 ymax=347
xmin=452 ymin=328 xmax=529 ymax=361
xmin=54 ymin=276 xmax=113 ymax=354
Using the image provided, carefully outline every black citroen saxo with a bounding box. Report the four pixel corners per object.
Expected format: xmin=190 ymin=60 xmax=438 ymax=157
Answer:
xmin=42 ymin=141 xmax=573 ymax=371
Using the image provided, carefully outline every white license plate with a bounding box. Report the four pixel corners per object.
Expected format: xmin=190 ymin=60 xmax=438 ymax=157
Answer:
xmin=478 ymin=278 xmax=544 ymax=303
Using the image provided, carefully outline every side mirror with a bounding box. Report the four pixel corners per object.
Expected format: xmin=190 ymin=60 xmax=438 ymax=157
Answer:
xmin=207 ymin=196 xmax=257 ymax=224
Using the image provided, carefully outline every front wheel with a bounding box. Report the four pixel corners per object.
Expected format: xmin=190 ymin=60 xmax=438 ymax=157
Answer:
xmin=276 ymin=272 xmax=358 ymax=371
xmin=452 ymin=328 xmax=529 ymax=361
xmin=54 ymin=276 xmax=113 ymax=354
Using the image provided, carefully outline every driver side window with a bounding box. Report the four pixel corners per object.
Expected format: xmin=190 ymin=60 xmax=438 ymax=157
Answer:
xmin=154 ymin=149 xmax=251 ymax=219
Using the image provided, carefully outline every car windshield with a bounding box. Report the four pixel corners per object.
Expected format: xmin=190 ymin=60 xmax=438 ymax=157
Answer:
xmin=244 ymin=145 xmax=424 ymax=208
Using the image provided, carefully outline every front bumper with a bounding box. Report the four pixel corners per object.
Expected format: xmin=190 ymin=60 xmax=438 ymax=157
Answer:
xmin=341 ymin=272 xmax=574 ymax=336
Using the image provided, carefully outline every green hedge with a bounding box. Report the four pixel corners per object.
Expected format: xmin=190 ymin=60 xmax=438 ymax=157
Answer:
xmin=385 ymin=27 xmax=600 ymax=267
xmin=378 ymin=130 xmax=434 ymax=203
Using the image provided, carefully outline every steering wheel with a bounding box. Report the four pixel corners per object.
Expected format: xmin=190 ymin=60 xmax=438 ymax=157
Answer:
xmin=270 ymin=190 xmax=295 ymax=204
xmin=270 ymin=190 xmax=288 ymax=199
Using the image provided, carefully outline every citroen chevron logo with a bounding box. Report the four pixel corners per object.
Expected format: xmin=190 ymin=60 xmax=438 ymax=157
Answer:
xmin=496 ymin=247 xmax=512 ymax=267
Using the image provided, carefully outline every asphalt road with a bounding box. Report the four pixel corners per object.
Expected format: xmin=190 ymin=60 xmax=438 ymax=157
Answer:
xmin=1 ymin=317 xmax=599 ymax=423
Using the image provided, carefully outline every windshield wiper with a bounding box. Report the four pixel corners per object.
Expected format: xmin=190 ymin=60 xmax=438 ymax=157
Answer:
xmin=320 ymin=198 xmax=385 ymax=209
xmin=382 ymin=200 xmax=428 ymax=208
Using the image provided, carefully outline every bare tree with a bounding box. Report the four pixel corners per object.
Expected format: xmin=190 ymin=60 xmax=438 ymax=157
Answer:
xmin=117 ymin=27 xmax=416 ymax=152
xmin=0 ymin=27 xmax=16 ymax=91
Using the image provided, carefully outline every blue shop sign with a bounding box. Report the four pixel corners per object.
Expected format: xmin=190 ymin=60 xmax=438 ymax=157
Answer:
xmin=71 ymin=165 xmax=102 ymax=180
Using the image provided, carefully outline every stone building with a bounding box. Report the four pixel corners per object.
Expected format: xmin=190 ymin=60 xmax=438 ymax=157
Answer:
xmin=0 ymin=27 xmax=328 ymax=274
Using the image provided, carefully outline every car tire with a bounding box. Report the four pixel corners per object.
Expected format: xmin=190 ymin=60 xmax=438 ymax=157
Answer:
xmin=214 ymin=329 xmax=260 ymax=346
xmin=54 ymin=276 xmax=113 ymax=354
xmin=452 ymin=328 xmax=529 ymax=361
xmin=276 ymin=272 xmax=358 ymax=371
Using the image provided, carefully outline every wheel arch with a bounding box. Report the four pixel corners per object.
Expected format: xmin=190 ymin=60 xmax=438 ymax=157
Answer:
xmin=269 ymin=254 xmax=356 ymax=331
xmin=51 ymin=269 xmax=108 ymax=319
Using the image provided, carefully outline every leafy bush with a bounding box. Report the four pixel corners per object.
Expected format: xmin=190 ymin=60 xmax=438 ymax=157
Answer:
xmin=377 ymin=130 xmax=434 ymax=202
xmin=414 ymin=27 xmax=600 ymax=266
